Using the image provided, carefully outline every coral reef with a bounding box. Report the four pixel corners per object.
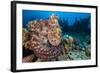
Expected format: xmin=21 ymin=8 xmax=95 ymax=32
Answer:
xmin=22 ymin=14 xmax=91 ymax=62
xmin=58 ymin=34 xmax=91 ymax=60
xmin=22 ymin=28 xmax=30 ymax=49
xmin=61 ymin=35 xmax=74 ymax=55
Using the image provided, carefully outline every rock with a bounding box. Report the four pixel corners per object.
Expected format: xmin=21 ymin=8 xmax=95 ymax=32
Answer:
xmin=81 ymin=48 xmax=85 ymax=51
xmin=85 ymin=45 xmax=91 ymax=57
xmin=74 ymin=38 xmax=80 ymax=45
xmin=75 ymin=45 xmax=80 ymax=50
xmin=58 ymin=55 xmax=68 ymax=61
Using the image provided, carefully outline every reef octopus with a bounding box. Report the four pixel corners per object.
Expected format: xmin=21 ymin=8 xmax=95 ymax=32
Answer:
xmin=23 ymin=14 xmax=62 ymax=62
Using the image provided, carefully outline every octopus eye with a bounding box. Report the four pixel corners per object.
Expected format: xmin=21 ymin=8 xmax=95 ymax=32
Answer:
xmin=52 ymin=40 xmax=53 ymax=42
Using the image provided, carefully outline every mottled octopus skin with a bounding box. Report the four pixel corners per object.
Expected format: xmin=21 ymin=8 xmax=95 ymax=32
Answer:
xmin=22 ymin=54 xmax=34 ymax=63
xmin=27 ymin=14 xmax=62 ymax=61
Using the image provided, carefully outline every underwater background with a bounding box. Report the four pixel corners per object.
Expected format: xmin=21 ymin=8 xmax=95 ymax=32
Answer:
xmin=23 ymin=10 xmax=91 ymax=36
xmin=22 ymin=10 xmax=91 ymax=62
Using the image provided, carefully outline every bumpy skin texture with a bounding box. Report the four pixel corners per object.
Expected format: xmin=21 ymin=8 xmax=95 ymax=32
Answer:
xmin=22 ymin=54 xmax=34 ymax=62
xmin=24 ymin=14 xmax=62 ymax=61
xmin=48 ymin=27 xmax=61 ymax=46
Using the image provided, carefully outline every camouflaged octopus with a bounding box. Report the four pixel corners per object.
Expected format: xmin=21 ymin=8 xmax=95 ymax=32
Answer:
xmin=23 ymin=14 xmax=62 ymax=62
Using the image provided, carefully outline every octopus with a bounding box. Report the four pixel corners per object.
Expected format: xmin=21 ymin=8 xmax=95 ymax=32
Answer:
xmin=48 ymin=27 xmax=61 ymax=46
xmin=22 ymin=54 xmax=35 ymax=63
xmin=23 ymin=14 xmax=62 ymax=62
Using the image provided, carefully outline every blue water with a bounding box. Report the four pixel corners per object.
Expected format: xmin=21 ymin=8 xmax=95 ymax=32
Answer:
xmin=22 ymin=10 xmax=90 ymax=27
